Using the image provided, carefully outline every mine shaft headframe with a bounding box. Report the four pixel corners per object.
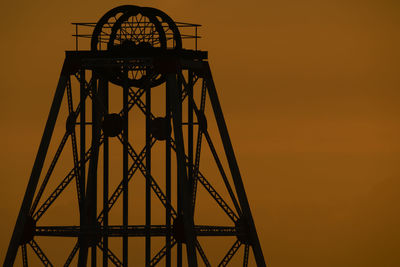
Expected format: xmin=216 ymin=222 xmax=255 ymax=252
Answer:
xmin=90 ymin=5 xmax=182 ymax=88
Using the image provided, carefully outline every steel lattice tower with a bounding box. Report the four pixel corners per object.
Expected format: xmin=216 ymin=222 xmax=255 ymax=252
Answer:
xmin=4 ymin=5 xmax=266 ymax=267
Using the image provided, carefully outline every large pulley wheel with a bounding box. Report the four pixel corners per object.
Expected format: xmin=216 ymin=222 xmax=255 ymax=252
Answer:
xmin=91 ymin=5 xmax=182 ymax=88
xmin=107 ymin=7 xmax=166 ymax=87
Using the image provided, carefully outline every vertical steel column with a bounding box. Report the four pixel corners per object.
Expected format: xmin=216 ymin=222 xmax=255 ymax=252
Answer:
xmin=79 ymin=69 xmax=87 ymax=205
xmin=100 ymin=78 xmax=109 ymax=267
xmin=165 ymin=83 xmax=172 ymax=267
xmin=145 ymin=86 xmax=152 ymax=265
xmin=87 ymin=73 xmax=100 ymax=267
xmin=203 ymin=63 xmax=266 ymax=267
xmin=176 ymin=73 xmax=182 ymax=267
xmin=122 ymin=80 xmax=129 ymax=267
xmin=167 ymin=72 xmax=198 ymax=267
xmin=78 ymin=68 xmax=88 ymax=267
xmin=86 ymin=74 xmax=100 ymax=267
xmin=4 ymin=61 xmax=68 ymax=266
xmin=188 ymin=71 xmax=194 ymax=211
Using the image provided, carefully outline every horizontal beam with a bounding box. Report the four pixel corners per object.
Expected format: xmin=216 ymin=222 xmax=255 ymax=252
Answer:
xmin=35 ymin=225 xmax=237 ymax=237
xmin=65 ymin=49 xmax=207 ymax=67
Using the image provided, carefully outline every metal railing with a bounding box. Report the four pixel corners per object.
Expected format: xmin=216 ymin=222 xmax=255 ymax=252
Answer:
xmin=72 ymin=21 xmax=201 ymax=51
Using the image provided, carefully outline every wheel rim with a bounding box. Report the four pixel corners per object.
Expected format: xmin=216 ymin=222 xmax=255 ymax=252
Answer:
xmin=142 ymin=7 xmax=182 ymax=49
xmin=91 ymin=5 xmax=137 ymax=51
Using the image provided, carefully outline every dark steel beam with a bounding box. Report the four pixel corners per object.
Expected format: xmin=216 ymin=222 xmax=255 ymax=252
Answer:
xmin=87 ymin=72 xmax=100 ymax=266
xmin=188 ymin=70 xmax=194 ymax=215
xmin=166 ymin=72 xmax=198 ymax=267
xmin=166 ymin=82 xmax=172 ymax=267
xmin=30 ymin=132 xmax=69 ymax=215
xmin=64 ymin=49 xmax=208 ymax=66
xmin=195 ymin=241 xmax=210 ymax=267
xmin=100 ymin=77 xmax=109 ymax=267
xmin=186 ymin=90 xmax=242 ymax=217
xmin=78 ymin=68 xmax=88 ymax=267
xmin=122 ymin=77 xmax=129 ymax=267
xmin=243 ymin=244 xmax=249 ymax=267
xmin=64 ymin=242 xmax=79 ymax=266
xmin=35 ymin=225 xmax=237 ymax=237
xmin=151 ymin=239 xmax=177 ymax=267
xmin=191 ymin=79 xmax=206 ymax=212
xmin=21 ymin=244 xmax=28 ymax=267
xmin=145 ymin=85 xmax=152 ymax=266
xmin=97 ymin=241 xmax=122 ymax=267
xmin=97 ymin=141 xmax=155 ymax=224
xmin=115 ymin=136 xmax=177 ymax=217
xmin=33 ymin=139 xmax=104 ymax=221
xmin=218 ymin=240 xmax=241 ymax=267
xmin=68 ymin=75 xmax=83 ymax=207
xmin=29 ymin=239 xmax=54 ymax=267
xmin=170 ymin=139 xmax=238 ymax=222
xmin=176 ymin=73 xmax=183 ymax=267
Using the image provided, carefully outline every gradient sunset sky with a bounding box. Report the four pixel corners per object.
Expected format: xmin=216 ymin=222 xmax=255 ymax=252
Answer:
xmin=1 ymin=0 xmax=400 ymax=266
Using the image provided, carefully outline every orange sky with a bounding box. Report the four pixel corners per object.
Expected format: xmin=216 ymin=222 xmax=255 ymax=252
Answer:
xmin=1 ymin=0 xmax=400 ymax=266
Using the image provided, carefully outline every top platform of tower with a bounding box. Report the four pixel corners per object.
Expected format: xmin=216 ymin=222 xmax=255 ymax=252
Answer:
xmin=71 ymin=5 xmax=205 ymax=56
xmin=66 ymin=5 xmax=208 ymax=87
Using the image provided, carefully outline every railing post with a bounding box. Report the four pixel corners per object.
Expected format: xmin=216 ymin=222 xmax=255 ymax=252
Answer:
xmin=75 ymin=24 xmax=78 ymax=51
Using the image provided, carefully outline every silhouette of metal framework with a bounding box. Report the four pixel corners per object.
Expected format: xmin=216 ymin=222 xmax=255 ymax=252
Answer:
xmin=4 ymin=5 xmax=266 ymax=267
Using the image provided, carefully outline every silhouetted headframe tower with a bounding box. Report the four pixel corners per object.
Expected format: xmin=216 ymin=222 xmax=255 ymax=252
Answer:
xmin=5 ymin=5 xmax=266 ymax=266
